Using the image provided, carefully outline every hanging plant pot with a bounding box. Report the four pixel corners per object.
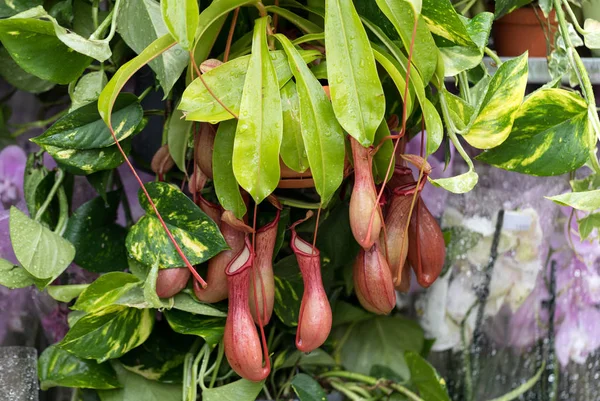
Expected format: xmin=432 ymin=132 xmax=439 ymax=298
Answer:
xmin=493 ymin=6 xmax=557 ymax=57
xmin=278 ymin=161 xmax=315 ymax=189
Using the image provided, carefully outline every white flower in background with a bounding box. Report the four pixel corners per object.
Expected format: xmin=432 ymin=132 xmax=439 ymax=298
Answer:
xmin=418 ymin=207 xmax=545 ymax=351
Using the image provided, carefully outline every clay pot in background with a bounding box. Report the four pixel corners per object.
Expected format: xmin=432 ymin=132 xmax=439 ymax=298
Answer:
xmin=493 ymin=7 xmax=557 ymax=57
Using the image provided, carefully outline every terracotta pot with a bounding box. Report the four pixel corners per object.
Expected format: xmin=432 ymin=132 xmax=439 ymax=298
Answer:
xmin=493 ymin=7 xmax=557 ymax=57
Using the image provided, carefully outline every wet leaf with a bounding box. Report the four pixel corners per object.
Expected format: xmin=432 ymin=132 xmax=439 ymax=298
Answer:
xmin=325 ymin=0 xmax=385 ymax=146
xmin=0 ymin=47 xmax=54 ymax=93
xmin=73 ymin=272 xmax=141 ymax=313
xmin=71 ymin=71 xmax=108 ymax=111
xmin=276 ymin=34 xmax=345 ymax=204
xmin=267 ymin=6 xmax=324 ymax=34
xmin=280 ymin=80 xmax=309 ymax=173
xmin=0 ymin=258 xmax=35 ymax=289
xmin=163 ymin=309 xmax=224 ymax=346
xmin=0 ymin=17 xmax=91 ymax=84
xmin=179 ymin=49 xmax=321 ymax=123
xmin=546 ymin=189 xmax=600 ymax=212
xmin=477 ymin=88 xmax=593 ymax=176
xmin=47 ymin=284 xmax=89 ymax=302
xmin=213 ymin=120 xmax=247 ymax=219
xmin=0 ymin=0 xmax=42 ymax=17
xmin=333 ymin=316 xmax=424 ymax=379
xmin=39 ymin=345 xmax=121 ymax=390
xmin=291 ymin=373 xmax=328 ymax=401
xmin=462 ymin=53 xmax=528 ymax=149
xmin=202 ymin=378 xmax=264 ymax=401
xmin=232 ymin=17 xmax=283 ymax=204
xmin=429 ymin=169 xmax=478 ymax=194
xmin=161 ymin=0 xmax=199 ymax=51
xmin=421 ymin=0 xmax=475 ymax=47
xmin=116 ymin=0 xmax=188 ymax=95
xmin=34 ymin=94 xmax=143 ymax=150
xmin=405 ymin=351 xmax=451 ymax=401
xmin=59 ymin=305 xmax=154 ymax=363
xmin=374 ymin=0 xmax=438 ymax=84
xmin=64 ymin=192 xmax=128 ymax=273
xmin=44 ymin=139 xmax=131 ymax=176
xmin=9 ymin=207 xmax=75 ymax=281
xmin=166 ymin=107 xmax=193 ymax=174
xmin=126 ymin=182 xmax=227 ymax=267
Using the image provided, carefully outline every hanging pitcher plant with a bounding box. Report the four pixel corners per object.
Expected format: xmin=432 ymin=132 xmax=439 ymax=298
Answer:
xmin=0 ymin=0 xmax=599 ymax=399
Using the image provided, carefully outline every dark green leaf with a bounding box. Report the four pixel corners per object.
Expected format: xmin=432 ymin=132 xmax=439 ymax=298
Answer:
xmin=0 ymin=0 xmax=42 ymax=17
xmin=71 ymin=71 xmax=108 ymax=111
xmin=291 ymin=373 xmax=328 ymax=401
xmin=477 ymin=88 xmax=593 ymax=176
xmin=44 ymin=139 xmax=131 ymax=176
xmin=0 ymin=47 xmax=54 ymax=93
xmin=9 ymin=206 xmax=75 ymax=280
xmin=279 ymin=349 xmax=336 ymax=369
xmin=116 ymin=0 xmax=189 ymax=95
xmin=163 ymin=309 xmax=225 ymax=346
xmin=87 ymin=170 xmax=113 ymax=201
xmin=333 ymin=316 xmax=424 ymax=379
xmin=213 ymin=120 xmax=247 ymax=219
xmin=405 ymin=351 xmax=451 ymax=401
xmin=64 ymin=192 xmax=128 ymax=273
xmin=494 ymin=0 xmax=533 ymax=19
xmin=325 ymin=0 xmax=385 ymax=146
xmin=59 ymin=305 xmax=154 ymax=363
xmin=34 ymin=94 xmax=143 ymax=150
xmin=126 ymin=182 xmax=227 ymax=267
xmin=39 ymin=345 xmax=121 ymax=390
xmin=316 ymin=203 xmax=360 ymax=269
xmin=266 ymin=6 xmax=324 ymax=34
xmin=0 ymin=258 xmax=34 ymax=289
xmin=201 ymin=378 xmax=264 ymax=401
xmin=0 ymin=17 xmax=91 ymax=84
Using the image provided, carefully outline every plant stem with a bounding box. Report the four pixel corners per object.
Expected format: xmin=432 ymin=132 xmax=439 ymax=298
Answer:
xmin=458 ymin=71 xmax=472 ymax=105
xmin=10 ymin=109 xmax=68 ymax=138
xmin=89 ymin=0 xmax=122 ymax=41
xmin=35 ymin=169 xmax=65 ymax=222
xmin=54 ymin=187 xmax=69 ymax=236
xmin=276 ymin=196 xmax=322 ymax=209
xmin=208 ymin=341 xmax=224 ymax=388
xmin=484 ymin=47 xmax=503 ymax=67
xmin=556 ymin=0 xmax=600 ymax=144
xmin=320 ymin=371 xmax=424 ymax=401
xmin=328 ymin=380 xmax=365 ymax=401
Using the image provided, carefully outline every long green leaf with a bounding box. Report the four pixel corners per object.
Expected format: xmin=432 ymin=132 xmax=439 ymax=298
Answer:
xmin=374 ymin=0 xmax=438 ymax=84
xmin=232 ymin=17 xmax=283 ymax=204
xmin=266 ymin=6 xmax=324 ymax=34
xmin=166 ymin=107 xmax=193 ymax=173
xmin=276 ymin=34 xmax=345 ymax=205
xmin=213 ymin=120 xmax=247 ymax=219
xmin=280 ymin=80 xmax=309 ymax=173
xmin=161 ymin=0 xmax=199 ymax=50
xmin=194 ymin=0 xmax=258 ymax=44
xmin=325 ymin=0 xmax=385 ymax=146
xmin=546 ymin=189 xmax=600 ymax=212
xmin=98 ymin=34 xmax=176 ymax=127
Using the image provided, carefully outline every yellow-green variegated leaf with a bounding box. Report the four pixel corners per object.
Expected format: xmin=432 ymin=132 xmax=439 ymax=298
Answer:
xmin=179 ymin=49 xmax=321 ymax=123
xmin=126 ymin=182 xmax=227 ymax=267
xmin=73 ymin=272 xmax=141 ymax=313
xmin=59 ymin=305 xmax=154 ymax=363
xmin=477 ymin=89 xmax=594 ymax=176
xmin=546 ymin=190 xmax=600 ymax=212
xmin=39 ymin=345 xmax=121 ymax=390
xmin=275 ymin=34 xmax=345 ymax=205
xmin=232 ymin=17 xmax=283 ymax=204
xmin=325 ymin=0 xmax=385 ymax=146
xmin=430 ymin=170 xmax=478 ymax=194
xmin=421 ymin=0 xmax=475 ymax=47
xmin=438 ymin=13 xmax=494 ymax=77
xmin=164 ymin=309 xmax=225 ymax=346
xmin=462 ymin=53 xmax=528 ymax=149
xmin=280 ymin=80 xmax=309 ymax=173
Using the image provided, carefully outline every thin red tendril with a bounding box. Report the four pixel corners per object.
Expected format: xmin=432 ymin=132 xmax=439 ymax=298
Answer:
xmin=224 ymin=8 xmax=240 ymax=63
